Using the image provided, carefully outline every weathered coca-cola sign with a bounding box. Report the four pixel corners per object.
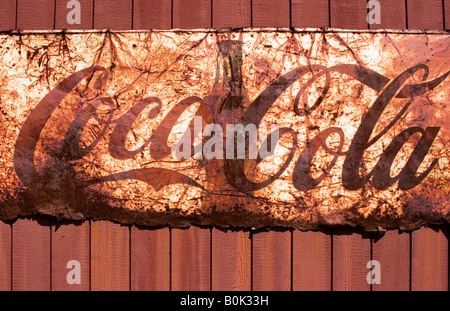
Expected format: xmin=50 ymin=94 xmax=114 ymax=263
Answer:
xmin=0 ymin=30 xmax=449 ymax=230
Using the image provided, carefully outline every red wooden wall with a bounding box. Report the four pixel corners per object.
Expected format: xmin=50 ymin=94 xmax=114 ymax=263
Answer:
xmin=0 ymin=0 xmax=448 ymax=291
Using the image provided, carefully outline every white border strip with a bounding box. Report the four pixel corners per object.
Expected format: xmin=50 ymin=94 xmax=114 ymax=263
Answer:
xmin=1 ymin=27 xmax=448 ymax=35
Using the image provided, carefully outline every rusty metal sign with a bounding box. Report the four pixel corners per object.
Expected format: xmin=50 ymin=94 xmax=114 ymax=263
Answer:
xmin=0 ymin=29 xmax=449 ymax=230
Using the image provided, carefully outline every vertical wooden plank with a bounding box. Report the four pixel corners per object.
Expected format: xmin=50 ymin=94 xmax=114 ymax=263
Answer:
xmin=93 ymin=0 xmax=132 ymax=29
xmin=408 ymin=0 xmax=447 ymax=291
xmin=250 ymin=0 xmax=291 ymax=292
xmin=133 ymin=0 xmax=172 ymax=30
xmin=328 ymin=11 xmax=365 ymax=239
xmin=55 ymin=0 xmax=93 ymax=30
xmin=369 ymin=0 xmax=407 ymax=29
xmin=0 ymin=0 xmax=16 ymax=30
xmin=212 ymin=0 xmax=251 ymax=28
xmin=445 ymin=0 xmax=450 ymax=29
xmin=12 ymin=216 xmax=51 ymax=291
xmin=368 ymin=0 xmax=409 ymax=292
xmin=11 ymin=0 xmax=54 ymax=293
xmin=252 ymin=230 xmax=291 ymax=291
xmin=292 ymin=229 xmax=331 ymax=291
xmin=90 ymin=1 xmax=132 ymax=291
xmin=332 ymin=227 xmax=371 ymax=291
xmin=91 ymin=221 xmax=129 ymax=291
xmin=407 ymin=0 xmax=444 ymax=29
xmin=252 ymin=0 xmax=290 ymax=28
xmin=129 ymin=0 xmax=171 ymax=293
xmin=330 ymin=0 xmax=367 ymax=29
xmin=291 ymin=0 xmax=329 ymax=28
xmin=0 ymin=221 xmax=11 ymax=291
xmin=372 ymin=230 xmax=410 ymax=291
xmin=130 ymin=227 xmax=170 ymax=291
xmin=170 ymin=0 xmax=211 ymax=293
xmin=54 ymin=14 xmax=93 ymax=299
xmin=210 ymin=0 xmax=251 ymax=292
xmin=173 ymin=0 xmax=211 ymax=29
xmin=51 ymin=220 xmax=90 ymax=291
xmin=17 ymin=0 xmax=55 ymax=30
xmin=211 ymin=229 xmax=251 ymax=291
xmin=329 ymin=6 xmax=370 ymax=295
xmin=411 ymin=226 xmax=448 ymax=291
xmin=171 ymin=226 xmax=211 ymax=291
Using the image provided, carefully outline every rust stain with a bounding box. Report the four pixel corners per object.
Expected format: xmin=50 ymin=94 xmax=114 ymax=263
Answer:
xmin=0 ymin=29 xmax=449 ymax=230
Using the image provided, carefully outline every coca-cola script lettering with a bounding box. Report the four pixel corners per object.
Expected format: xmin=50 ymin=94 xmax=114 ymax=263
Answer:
xmin=0 ymin=30 xmax=449 ymax=230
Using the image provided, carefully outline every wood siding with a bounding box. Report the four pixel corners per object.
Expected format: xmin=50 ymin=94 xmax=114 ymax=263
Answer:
xmin=0 ymin=0 xmax=448 ymax=291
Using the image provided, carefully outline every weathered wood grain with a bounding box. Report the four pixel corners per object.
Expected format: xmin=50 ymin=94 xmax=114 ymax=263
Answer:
xmin=328 ymin=0 xmax=370 ymax=292
xmin=55 ymin=0 xmax=93 ymax=30
xmin=212 ymin=228 xmax=251 ymax=290
xmin=411 ymin=226 xmax=448 ymax=291
xmin=130 ymin=226 xmax=170 ymax=291
xmin=170 ymin=0 xmax=212 ymax=293
xmin=17 ymin=0 xmax=55 ymax=30
xmin=209 ymin=0 xmax=252 ymax=292
xmin=93 ymin=0 xmax=132 ymax=29
xmin=128 ymin=0 xmax=172 ymax=293
xmin=173 ymin=0 xmax=211 ymax=29
xmin=249 ymin=0 xmax=292 ymax=292
xmin=51 ymin=220 xmax=90 ymax=290
xmin=330 ymin=0 xmax=367 ymax=29
xmin=445 ymin=0 xmax=450 ymax=29
xmin=212 ymin=0 xmax=251 ymax=28
xmin=291 ymin=0 xmax=329 ymax=28
xmin=368 ymin=0 xmax=407 ymax=30
xmin=0 ymin=0 xmax=449 ymax=294
xmin=171 ymin=226 xmax=211 ymax=291
xmin=91 ymin=220 xmax=130 ymax=291
xmin=8 ymin=1 xmax=53 ymax=293
xmin=366 ymin=0 xmax=410 ymax=292
xmin=372 ymin=230 xmax=410 ymax=291
xmin=0 ymin=221 xmax=11 ymax=291
xmin=252 ymin=0 xmax=290 ymax=28
xmin=332 ymin=227 xmax=371 ymax=291
xmin=252 ymin=229 xmax=291 ymax=291
xmin=12 ymin=216 xmax=51 ymax=291
xmin=292 ymin=229 xmax=331 ymax=291
xmin=407 ymin=0 xmax=447 ymax=292
xmin=407 ymin=0 xmax=444 ymax=29
xmin=133 ymin=0 xmax=172 ymax=30
xmin=0 ymin=0 xmax=16 ymax=30
xmin=89 ymin=0 xmax=132 ymax=292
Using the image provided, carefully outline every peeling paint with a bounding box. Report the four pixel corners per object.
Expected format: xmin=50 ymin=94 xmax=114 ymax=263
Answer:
xmin=0 ymin=29 xmax=448 ymax=230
